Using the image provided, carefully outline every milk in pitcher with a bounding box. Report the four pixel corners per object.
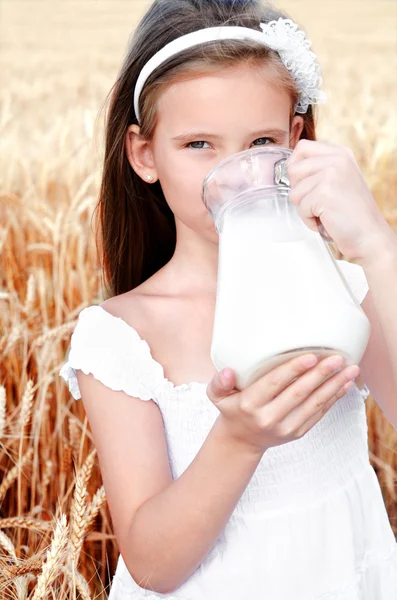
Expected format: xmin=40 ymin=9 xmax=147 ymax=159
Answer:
xmin=203 ymin=148 xmax=371 ymax=391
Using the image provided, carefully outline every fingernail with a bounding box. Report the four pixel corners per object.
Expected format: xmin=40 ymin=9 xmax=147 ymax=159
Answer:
xmin=301 ymin=355 xmax=318 ymax=368
xmin=345 ymin=365 xmax=360 ymax=380
xmin=220 ymin=369 xmax=231 ymax=386
xmin=326 ymin=356 xmax=345 ymax=369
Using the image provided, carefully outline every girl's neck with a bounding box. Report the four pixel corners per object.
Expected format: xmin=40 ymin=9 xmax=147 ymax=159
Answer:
xmin=160 ymin=224 xmax=219 ymax=298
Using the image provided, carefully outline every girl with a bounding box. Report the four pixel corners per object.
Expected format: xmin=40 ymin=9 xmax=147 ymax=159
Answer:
xmin=60 ymin=0 xmax=397 ymax=598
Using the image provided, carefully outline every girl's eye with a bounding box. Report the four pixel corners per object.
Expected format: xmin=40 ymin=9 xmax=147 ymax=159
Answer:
xmin=252 ymin=137 xmax=276 ymax=146
xmin=187 ymin=141 xmax=211 ymax=149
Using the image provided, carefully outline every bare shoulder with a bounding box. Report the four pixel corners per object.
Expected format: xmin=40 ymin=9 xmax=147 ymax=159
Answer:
xmin=98 ymin=270 xmax=217 ymax=386
xmin=99 ymin=275 xmax=167 ymax=333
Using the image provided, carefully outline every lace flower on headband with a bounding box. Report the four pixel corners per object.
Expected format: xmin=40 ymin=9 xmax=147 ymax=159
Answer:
xmin=133 ymin=17 xmax=327 ymax=121
xmin=259 ymin=19 xmax=327 ymax=114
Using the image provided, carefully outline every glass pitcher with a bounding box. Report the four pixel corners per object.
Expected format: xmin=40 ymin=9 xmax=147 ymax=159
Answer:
xmin=202 ymin=146 xmax=371 ymax=391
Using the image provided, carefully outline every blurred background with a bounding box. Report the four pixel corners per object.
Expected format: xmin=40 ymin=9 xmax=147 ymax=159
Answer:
xmin=0 ymin=1 xmax=396 ymax=598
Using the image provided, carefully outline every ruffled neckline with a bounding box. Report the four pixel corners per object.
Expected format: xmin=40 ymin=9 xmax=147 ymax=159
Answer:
xmin=92 ymin=305 xmax=210 ymax=392
xmin=81 ymin=305 xmax=370 ymax=402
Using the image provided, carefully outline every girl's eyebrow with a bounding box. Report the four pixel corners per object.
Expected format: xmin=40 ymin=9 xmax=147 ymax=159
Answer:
xmin=172 ymin=132 xmax=223 ymax=142
xmin=172 ymin=128 xmax=289 ymax=142
xmin=249 ymin=128 xmax=289 ymax=138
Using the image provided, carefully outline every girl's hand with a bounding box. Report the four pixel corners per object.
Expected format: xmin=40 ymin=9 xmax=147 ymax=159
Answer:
xmin=286 ymin=140 xmax=393 ymax=265
xmin=206 ymin=354 xmax=360 ymax=455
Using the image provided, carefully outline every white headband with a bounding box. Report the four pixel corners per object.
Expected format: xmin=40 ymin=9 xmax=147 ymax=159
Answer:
xmin=133 ymin=18 xmax=327 ymax=122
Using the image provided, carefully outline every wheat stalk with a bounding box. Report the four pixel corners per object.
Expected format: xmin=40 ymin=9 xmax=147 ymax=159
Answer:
xmin=4 ymin=323 xmax=23 ymax=354
xmin=69 ymin=450 xmax=96 ymax=565
xmin=31 ymin=514 xmax=69 ymax=600
xmin=20 ymin=379 xmax=35 ymax=431
xmin=69 ymin=471 xmax=88 ymax=566
xmin=64 ymin=566 xmax=92 ymax=600
xmin=14 ymin=574 xmax=30 ymax=600
xmin=84 ymin=485 xmax=107 ymax=532
xmin=0 ymin=334 xmax=7 ymax=355
xmin=22 ymin=272 xmax=36 ymax=315
xmin=80 ymin=449 xmax=96 ymax=488
xmin=74 ymin=569 xmax=92 ymax=600
xmin=0 ymin=530 xmax=17 ymax=561
xmin=17 ymin=380 xmax=36 ymax=546
xmin=68 ymin=417 xmax=81 ymax=459
xmin=0 ymin=385 xmax=5 ymax=438
xmin=26 ymin=242 xmax=54 ymax=253
xmin=41 ymin=459 xmax=53 ymax=493
xmin=0 ymin=517 xmax=51 ymax=531
xmin=0 ymin=447 xmax=33 ymax=503
xmin=62 ymin=444 xmax=73 ymax=475
xmin=34 ymin=321 xmax=76 ymax=347
xmin=3 ymin=557 xmax=44 ymax=577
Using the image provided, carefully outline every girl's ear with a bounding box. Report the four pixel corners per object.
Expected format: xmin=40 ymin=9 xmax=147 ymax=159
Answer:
xmin=289 ymin=116 xmax=305 ymax=149
xmin=125 ymin=124 xmax=158 ymax=183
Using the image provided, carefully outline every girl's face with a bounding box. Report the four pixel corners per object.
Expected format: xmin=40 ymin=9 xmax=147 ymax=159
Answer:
xmin=128 ymin=63 xmax=304 ymax=240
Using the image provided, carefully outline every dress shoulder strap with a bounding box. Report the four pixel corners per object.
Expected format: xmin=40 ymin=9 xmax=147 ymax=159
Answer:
xmin=59 ymin=305 xmax=172 ymax=404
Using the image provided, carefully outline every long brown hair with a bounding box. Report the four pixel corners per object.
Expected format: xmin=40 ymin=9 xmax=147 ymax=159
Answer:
xmin=96 ymin=0 xmax=318 ymax=298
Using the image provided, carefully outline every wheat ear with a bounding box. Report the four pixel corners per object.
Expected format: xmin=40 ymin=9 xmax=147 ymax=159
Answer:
xmin=69 ymin=450 xmax=96 ymax=565
xmin=31 ymin=514 xmax=69 ymax=600
xmin=41 ymin=459 xmax=53 ymax=495
xmin=20 ymin=379 xmax=35 ymax=431
xmin=68 ymin=416 xmax=81 ymax=458
xmin=0 ymin=447 xmax=33 ymax=502
xmin=0 ymin=517 xmax=51 ymax=531
xmin=2 ymin=556 xmax=44 ymax=578
xmin=34 ymin=321 xmax=76 ymax=347
xmin=0 ymin=530 xmax=17 ymax=561
xmin=22 ymin=272 xmax=36 ymax=315
xmin=63 ymin=566 xmax=92 ymax=600
xmin=84 ymin=485 xmax=107 ymax=532
xmin=4 ymin=324 xmax=23 ymax=354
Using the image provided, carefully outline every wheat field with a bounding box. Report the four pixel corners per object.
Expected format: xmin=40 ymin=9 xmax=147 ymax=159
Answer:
xmin=0 ymin=0 xmax=396 ymax=598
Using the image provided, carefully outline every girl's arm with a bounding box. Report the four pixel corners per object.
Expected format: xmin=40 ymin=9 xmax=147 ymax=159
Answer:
xmin=125 ymin=416 xmax=262 ymax=594
xmin=77 ymin=350 xmax=352 ymax=594
xmin=286 ymin=139 xmax=397 ymax=427
xmin=358 ymin=233 xmax=397 ymax=427
xmin=76 ymin=368 xmax=263 ymax=595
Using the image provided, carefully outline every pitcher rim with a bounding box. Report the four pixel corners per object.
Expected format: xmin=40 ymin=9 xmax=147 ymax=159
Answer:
xmin=202 ymin=145 xmax=293 ymax=200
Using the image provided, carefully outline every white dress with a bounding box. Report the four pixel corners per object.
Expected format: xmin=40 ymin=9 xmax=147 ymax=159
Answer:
xmin=59 ymin=260 xmax=397 ymax=600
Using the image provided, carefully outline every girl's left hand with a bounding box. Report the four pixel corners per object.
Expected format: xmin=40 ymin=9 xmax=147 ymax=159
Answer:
xmin=286 ymin=139 xmax=391 ymax=265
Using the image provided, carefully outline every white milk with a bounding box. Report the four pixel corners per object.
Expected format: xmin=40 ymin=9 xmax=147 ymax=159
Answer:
xmin=211 ymin=192 xmax=371 ymax=390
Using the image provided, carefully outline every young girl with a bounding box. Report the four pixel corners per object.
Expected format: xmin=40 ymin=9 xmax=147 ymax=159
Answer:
xmin=60 ymin=0 xmax=397 ymax=598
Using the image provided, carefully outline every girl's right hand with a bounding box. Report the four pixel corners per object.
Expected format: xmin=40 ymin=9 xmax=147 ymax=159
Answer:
xmin=206 ymin=354 xmax=360 ymax=455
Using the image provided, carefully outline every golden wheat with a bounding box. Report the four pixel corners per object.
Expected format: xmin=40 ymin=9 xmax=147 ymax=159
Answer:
xmin=0 ymin=448 xmax=34 ymax=503
xmin=31 ymin=514 xmax=69 ymax=600
xmin=2 ymin=556 xmax=45 ymax=579
xmin=19 ymin=380 xmax=35 ymax=431
xmin=0 ymin=518 xmax=51 ymax=532
xmin=68 ymin=417 xmax=82 ymax=460
xmin=64 ymin=566 xmax=92 ymax=600
xmin=0 ymin=1 xmax=396 ymax=598
xmin=69 ymin=451 xmax=97 ymax=566
xmin=0 ymin=385 xmax=5 ymax=438
xmin=85 ymin=486 xmax=107 ymax=532
xmin=0 ymin=530 xmax=17 ymax=562
xmin=41 ymin=460 xmax=53 ymax=494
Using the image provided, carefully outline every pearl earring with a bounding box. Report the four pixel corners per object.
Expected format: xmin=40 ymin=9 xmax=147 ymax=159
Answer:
xmin=146 ymin=174 xmax=154 ymax=183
